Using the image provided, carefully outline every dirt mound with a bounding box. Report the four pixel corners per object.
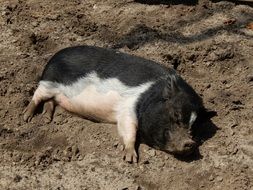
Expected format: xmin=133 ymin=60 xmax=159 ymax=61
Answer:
xmin=0 ymin=0 xmax=252 ymax=189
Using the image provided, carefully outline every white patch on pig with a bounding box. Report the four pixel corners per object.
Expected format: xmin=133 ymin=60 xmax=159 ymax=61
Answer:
xmin=39 ymin=72 xmax=154 ymax=123
xmin=189 ymin=112 xmax=197 ymax=127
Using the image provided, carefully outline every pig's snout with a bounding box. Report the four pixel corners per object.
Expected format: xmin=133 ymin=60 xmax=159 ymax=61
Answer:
xmin=165 ymin=129 xmax=197 ymax=155
xmin=180 ymin=139 xmax=196 ymax=154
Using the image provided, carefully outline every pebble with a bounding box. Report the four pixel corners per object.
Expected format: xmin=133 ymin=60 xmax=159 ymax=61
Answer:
xmin=31 ymin=21 xmax=39 ymax=27
xmin=139 ymin=165 xmax=144 ymax=171
xmin=77 ymin=155 xmax=84 ymax=161
xmin=96 ymin=142 xmax=101 ymax=147
xmin=164 ymin=154 xmax=170 ymax=160
xmin=63 ymin=146 xmax=72 ymax=160
xmin=216 ymin=176 xmax=223 ymax=182
xmin=209 ymin=175 xmax=214 ymax=181
xmin=242 ymin=164 xmax=249 ymax=169
xmin=205 ymin=61 xmax=212 ymax=66
xmin=148 ymin=149 xmax=156 ymax=157
xmin=246 ymin=74 xmax=253 ymax=83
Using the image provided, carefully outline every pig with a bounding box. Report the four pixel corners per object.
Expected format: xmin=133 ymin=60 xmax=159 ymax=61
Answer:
xmin=23 ymin=45 xmax=204 ymax=163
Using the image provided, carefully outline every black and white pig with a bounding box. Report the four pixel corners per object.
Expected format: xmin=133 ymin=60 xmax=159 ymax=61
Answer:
xmin=23 ymin=45 xmax=204 ymax=163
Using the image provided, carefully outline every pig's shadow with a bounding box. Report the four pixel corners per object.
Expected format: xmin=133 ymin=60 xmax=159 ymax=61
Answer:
xmin=136 ymin=110 xmax=218 ymax=162
xmin=192 ymin=110 xmax=218 ymax=141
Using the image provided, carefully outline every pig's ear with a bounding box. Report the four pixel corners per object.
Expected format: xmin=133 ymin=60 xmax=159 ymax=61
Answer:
xmin=170 ymin=75 xmax=179 ymax=93
xmin=163 ymin=75 xmax=179 ymax=99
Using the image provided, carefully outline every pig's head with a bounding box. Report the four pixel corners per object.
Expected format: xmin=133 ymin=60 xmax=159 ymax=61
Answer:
xmin=138 ymin=75 xmax=203 ymax=155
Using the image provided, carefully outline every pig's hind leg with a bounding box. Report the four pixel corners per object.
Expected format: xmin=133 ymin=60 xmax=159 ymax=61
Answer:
xmin=42 ymin=99 xmax=55 ymax=123
xmin=23 ymin=83 xmax=57 ymax=122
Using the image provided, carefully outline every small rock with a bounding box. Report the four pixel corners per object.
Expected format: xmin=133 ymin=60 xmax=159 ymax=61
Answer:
xmin=242 ymin=164 xmax=249 ymax=169
xmin=63 ymin=146 xmax=72 ymax=161
xmin=1 ymin=11 xmax=7 ymax=16
xmin=78 ymin=155 xmax=84 ymax=161
xmin=205 ymin=61 xmax=212 ymax=66
xmin=96 ymin=141 xmax=101 ymax=147
xmin=164 ymin=154 xmax=170 ymax=160
xmin=149 ymin=149 xmax=156 ymax=157
xmin=139 ymin=165 xmax=144 ymax=170
xmin=225 ymin=83 xmax=232 ymax=89
xmin=46 ymin=14 xmax=59 ymax=20
xmin=31 ymin=21 xmax=39 ymax=27
xmin=209 ymin=175 xmax=214 ymax=181
xmin=246 ymin=74 xmax=253 ymax=83
xmin=216 ymin=176 xmax=223 ymax=182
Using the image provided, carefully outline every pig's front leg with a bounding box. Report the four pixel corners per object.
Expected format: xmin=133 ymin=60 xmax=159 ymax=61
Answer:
xmin=117 ymin=110 xmax=138 ymax=163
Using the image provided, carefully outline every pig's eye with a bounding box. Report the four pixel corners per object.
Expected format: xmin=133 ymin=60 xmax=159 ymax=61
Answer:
xmin=164 ymin=130 xmax=170 ymax=138
xmin=175 ymin=120 xmax=180 ymax=125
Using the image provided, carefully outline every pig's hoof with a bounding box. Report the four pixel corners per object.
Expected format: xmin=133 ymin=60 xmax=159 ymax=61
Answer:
xmin=123 ymin=148 xmax=138 ymax=163
xmin=23 ymin=101 xmax=36 ymax=122
xmin=23 ymin=110 xmax=34 ymax=122
xmin=42 ymin=100 xmax=54 ymax=123
xmin=42 ymin=114 xmax=52 ymax=124
xmin=42 ymin=109 xmax=53 ymax=123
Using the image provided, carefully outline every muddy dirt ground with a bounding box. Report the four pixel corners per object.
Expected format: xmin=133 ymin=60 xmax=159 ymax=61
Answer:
xmin=0 ymin=0 xmax=253 ymax=189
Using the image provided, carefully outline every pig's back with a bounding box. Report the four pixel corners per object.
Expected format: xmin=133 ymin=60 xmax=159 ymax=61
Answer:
xmin=41 ymin=45 xmax=174 ymax=86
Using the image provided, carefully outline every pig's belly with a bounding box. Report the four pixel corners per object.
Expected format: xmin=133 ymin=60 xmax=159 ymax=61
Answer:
xmin=55 ymin=86 xmax=121 ymax=123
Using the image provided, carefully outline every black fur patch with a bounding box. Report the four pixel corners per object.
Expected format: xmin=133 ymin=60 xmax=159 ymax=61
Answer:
xmin=136 ymin=75 xmax=203 ymax=149
xmin=41 ymin=45 xmax=172 ymax=86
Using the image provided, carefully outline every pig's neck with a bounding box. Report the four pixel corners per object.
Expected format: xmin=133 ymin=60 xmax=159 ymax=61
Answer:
xmin=136 ymin=79 xmax=165 ymax=126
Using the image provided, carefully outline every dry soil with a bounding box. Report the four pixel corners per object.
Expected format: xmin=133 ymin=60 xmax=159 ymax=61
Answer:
xmin=0 ymin=0 xmax=253 ymax=189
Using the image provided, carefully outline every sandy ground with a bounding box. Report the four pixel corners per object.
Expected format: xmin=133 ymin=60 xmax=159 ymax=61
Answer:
xmin=0 ymin=0 xmax=253 ymax=189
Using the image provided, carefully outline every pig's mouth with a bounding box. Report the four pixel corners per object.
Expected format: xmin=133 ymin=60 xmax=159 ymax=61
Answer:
xmin=164 ymin=148 xmax=195 ymax=156
xmin=163 ymin=141 xmax=197 ymax=156
xmin=174 ymin=147 xmax=196 ymax=156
